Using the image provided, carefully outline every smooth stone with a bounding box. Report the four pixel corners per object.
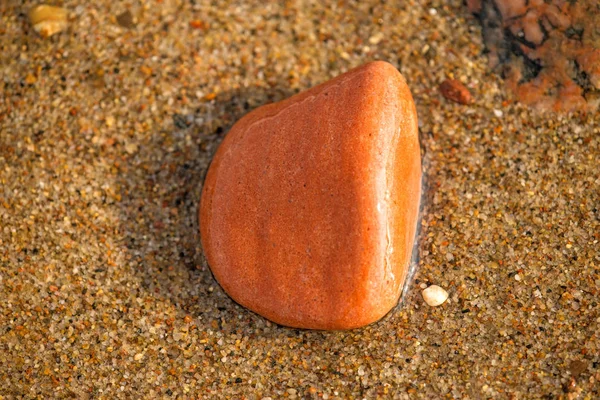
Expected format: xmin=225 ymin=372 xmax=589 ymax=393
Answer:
xmin=200 ymin=61 xmax=421 ymax=330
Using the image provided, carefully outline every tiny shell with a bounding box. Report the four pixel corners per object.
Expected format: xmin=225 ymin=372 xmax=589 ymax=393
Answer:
xmin=422 ymin=285 xmax=448 ymax=307
xmin=29 ymin=5 xmax=68 ymax=38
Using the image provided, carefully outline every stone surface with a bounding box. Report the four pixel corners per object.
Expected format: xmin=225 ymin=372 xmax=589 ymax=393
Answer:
xmin=200 ymin=61 xmax=421 ymax=330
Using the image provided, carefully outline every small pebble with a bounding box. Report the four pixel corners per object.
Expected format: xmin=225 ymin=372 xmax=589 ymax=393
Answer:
xmin=439 ymin=79 xmax=473 ymax=105
xmin=125 ymin=142 xmax=138 ymax=155
xmin=569 ymin=360 xmax=588 ymax=378
xmin=29 ymin=5 xmax=68 ymax=38
xmin=368 ymin=32 xmax=384 ymax=45
xmin=116 ymin=10 xmax=136 ymax=29
xmin=422 ymin=285 xmax=449 ymax=307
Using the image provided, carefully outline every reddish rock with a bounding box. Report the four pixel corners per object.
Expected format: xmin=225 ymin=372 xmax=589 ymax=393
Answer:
xmin=439 ymin=79 xmax=473 ymax=105
xmin=472 ymin=0 xmax=600 ymax=112
xmin=199 ymin=61 xmax=421 ymax=330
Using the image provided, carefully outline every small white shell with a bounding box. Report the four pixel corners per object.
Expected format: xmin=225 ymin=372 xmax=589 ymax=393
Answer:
xmin=421 ymin=285 xmax=448 ymax=307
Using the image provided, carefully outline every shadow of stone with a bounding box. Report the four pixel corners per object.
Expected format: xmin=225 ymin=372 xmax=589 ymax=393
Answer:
xmin=115 ymin=84 xmax=302 ymax=335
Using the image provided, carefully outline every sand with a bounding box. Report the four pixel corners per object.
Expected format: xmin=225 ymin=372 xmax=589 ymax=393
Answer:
xmin=1 ymin=0 xmax=599 ymax=398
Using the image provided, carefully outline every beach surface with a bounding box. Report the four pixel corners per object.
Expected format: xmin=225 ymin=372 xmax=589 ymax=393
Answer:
xmin=1 ymin=0 xmax=599 ymax=398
